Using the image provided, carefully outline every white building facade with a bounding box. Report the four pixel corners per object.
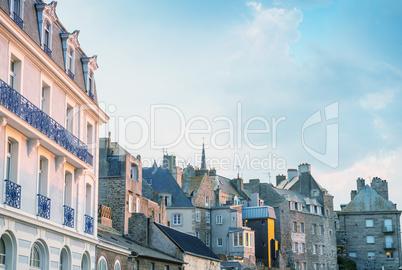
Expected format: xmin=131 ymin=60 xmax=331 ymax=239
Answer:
xmin=0 ymin=1 xmax=108 ymax=269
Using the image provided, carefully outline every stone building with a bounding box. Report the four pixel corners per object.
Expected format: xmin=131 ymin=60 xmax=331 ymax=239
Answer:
xmin=0 ymin=0 xmax=108 ymax=269
xmin=336 ymin=177 xmax=402 ymax=270
xmin=98 ymin=136 xmax=167 ymax=235
xmin=245 ymin=163 xmax=337 ymax=270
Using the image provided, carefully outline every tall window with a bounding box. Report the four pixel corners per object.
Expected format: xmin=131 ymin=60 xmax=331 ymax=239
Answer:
xmin=29 ymin=243 xmax=41 ymax=269
xmin=206 ymin=233 xmax=210 ymax=246
xmin=128 ymin=195 xmax=133 ymax=213
xmin=38 ymin=157 xmax=48 ymax=196
xmin=66 ymin=105 xmax=73 ymax=133
xmin=216 ymin=215 xmax=222 ymax=224
xmin=312 ymin=224 xmax=316 ymax=234
xmin=301 ymin=243 xmax=305 ymax=253
xmin=205 ymin=196 xmax=209 ymax=207
xmin=13 ymin=0 xmax=20 ymax=15
xmin=97 ymin=256 xmax=107 ymax=270
xmin=64 ymin=172 xmax=73 ymax=207
xmin=114 ymin=260 xmax=121 ymax=270
xmin=81 ymin=253 xmax=90 ymax=270
xmin=196 ymin=211 xmax=200 ymax=222
xmin=293 ymin=242 xmax=298 ymax=253
xmin=136 ymin=197 xmax=140 ymax=213
xmin=6 ymin=139 xmax=18 ymax=182
xmin=173 ymin=214 xmax=182 ymax=225
xmin=206 ymin=212 xmax=210 ymax=223
xmin=233 ymin=232 xmax=243 ymax=247
xmin=130 ymin=164 xmax=138 ymax=180
xmin=6 ymin=141 xmax=12 ymax=180
xmin=67 ymin=47 xmax=74 ymax=73
xmin=9 ymin=59 xmax=16 ymax=89
xmin=0 ymin=237 xmax=5 ymax=265
xmin=300 ymin=223 xmax=305 ymax=233
xmin=293 ymin=222 xmax=297 ymax=232
xmin=313 ymin=244 xmax=318 ymax=254
xmin=88 ymin=72 xmax=94 ymax=95
xmin=44 ymin=20 xmax=51 ymax=49
xmin=85 ymin=184 xmax=92 ymax=215
xmin=59 ymin=247 xmax=69 ymax=270
xmin=217 ymin=238 xmax=223 ymax=247
xmin=384 ymin=219 xmax=392 ymax=231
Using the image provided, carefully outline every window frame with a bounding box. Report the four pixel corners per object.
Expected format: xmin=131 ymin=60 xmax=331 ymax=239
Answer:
xmin=217 ymin=238 xmax=223 ymax=247
xmin=173 ymin=214 xmax=182 ymax=226
xmin=97 ymin=256 xmax=107 ymax=270
xmin=206 ymin=212 xmax=210 ymax=223
xmin=196 ymin=211 xmax=201 ymax=222
xmin=216 ymin=215 xmax=222 ymax=224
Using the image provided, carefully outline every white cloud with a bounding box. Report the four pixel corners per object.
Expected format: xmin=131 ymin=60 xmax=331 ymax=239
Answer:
xmin=246 ymin=2 xmax=262 ymax=11
xmin=360 ymin=88 xmax=398 ymax=110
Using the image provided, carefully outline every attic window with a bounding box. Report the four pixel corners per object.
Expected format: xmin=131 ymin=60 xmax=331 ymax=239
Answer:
xmin=11 ymin=0 xmax=24 ymax=29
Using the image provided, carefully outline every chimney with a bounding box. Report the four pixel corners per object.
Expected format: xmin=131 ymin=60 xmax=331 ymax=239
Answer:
xmin=350 ymin=190 xmax=357 ymax=200
xmin=287 ymin=169 xmax=298 ymax=181
xmin=298 ymin=163 xmax=311 ymax=174
xmin=356 ymin=177 xmax=365 ymax=193
xmin=381 ymin=180 xmax=389 ymax=201
xmin=163 ymin=155 xmax=176 ymax=170
xmin=276 ymin=174 xmax=286 ymax=186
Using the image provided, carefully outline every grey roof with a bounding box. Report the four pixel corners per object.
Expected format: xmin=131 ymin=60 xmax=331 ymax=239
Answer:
xmin=342 ymin=185 xmax=398 ymax=212
xmin=221 ymin=261 xmax=252 ymax=269
xmin=97 ymin=231 xmax=184 ymax=264
xmin=142 ymin=167 xmax=193 ymax=207
xmin=242 ymin=206 xmax=276 ymax=220
xmin=214 ymin=175 xmax=248 ymax=200
xmin=155 ymin=223 xmax=221 ymax=261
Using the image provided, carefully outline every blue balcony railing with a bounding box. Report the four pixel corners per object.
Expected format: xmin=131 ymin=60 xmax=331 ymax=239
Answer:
xmin=13 ymin=12 xmax=23 ymax=29
xmin=43 ymin=44 xmax=52 ymax=58
xmin=37 ymin=194 xmax=51 ymax=219
xmin=87 ymin=152 xmax=93 ymax=167
xmin=4 ymin=180 xmax=21 ymax=209
xmin=0 ymin=79 xmax=92 ymax=164
xmin=84 ymin=214 xmax=94 ymax=235
xmin=67 ymin=70 xmax=74 ymax=80
xmin=88 ymin=91 xmax=94 ymax=101
xmin=63 ymin=205 xmax=75 ymax=228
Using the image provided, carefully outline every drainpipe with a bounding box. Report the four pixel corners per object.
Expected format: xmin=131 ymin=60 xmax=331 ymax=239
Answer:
xmin=146 ymin=217 xmax=149 ymax=246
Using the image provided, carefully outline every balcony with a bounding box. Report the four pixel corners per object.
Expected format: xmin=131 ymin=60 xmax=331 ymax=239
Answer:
xmin=4 ymin=180 xmax=21 ymax=209
xmin=385 ymin=243 xmax=396 ymax=250
xmin=84 ymin=214 xmax=94 ymax=235
xmin=88 ymin=91 xmax=94 ymax=101
xmin=43 ymin=44 xmax=52 ymax=58
xmin=0 ymin=79 xmax=92 ymax=165
xmin=37 ymin=194 xmax=51 ymax=219
xmin=13 ymin=12 xmax=23 ymax=29
xmin=383 ymin=226 xmax=394 ymax=233
xmin=67 ymin=70 xmax=75 ymax=80
xmin=63 ymin=205 xmax=75 ymax=228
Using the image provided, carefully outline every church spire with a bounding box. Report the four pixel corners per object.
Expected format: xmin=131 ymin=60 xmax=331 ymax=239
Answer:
xmin=201 ymin=142 xmax=206 ymax=170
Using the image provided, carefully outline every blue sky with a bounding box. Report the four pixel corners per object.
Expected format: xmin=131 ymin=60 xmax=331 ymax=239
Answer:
xmin=57 ymin=0 xmax=402 ymax=209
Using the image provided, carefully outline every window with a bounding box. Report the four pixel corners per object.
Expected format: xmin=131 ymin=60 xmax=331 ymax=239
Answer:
xmin=320 ymin=245 xmax=324 ymax=255
xmin=317 ymin=207 xmax=322 ymax=215
xmin=6 ymin=141 xmax=12 ymax=181
xmin=233 ymin=232 xmax=244 ymax=247
xmin=385 ymin=235 xmax=393 ymax=248
xmin=206 ymin=212 xmax=210 ymax=223
xmin=312 ymin=224 xmax=316 ymax=234
xmin=150 ymin=263 xmax=155 ymax=270
xmin=114 ymin=260 xmax=121 ymax=270
xmin=9 ymin=55 xmax=22 ymax=92
xmin=245 ymin=232 xmax=249 ymax=247
xmin=366 ymin=219 xmax=373 ymax=227
xmin=349 ymin=252 xmax=357 ymax=258
xmin=322 ymin=264 xmax=326 ymax=270
xmin=128 ymin=195 xmax=133 ymax=213
xmin=293 ymin=242 xmax=298 ymax=253
xmin=320 ymin=226 xmax=324 ymax=235
xmin=67 ymin=47 xmax=74 ymax=75
xmin=206 ymin=233 xmax=210 ymax=246
xmin=30 ymin=243 xmax=43 ymax=269
xmin=196 ymin=211 xmax=201 ymax=222
xmin=302 ymin=262 xmax=306 ymax=270
xmin=384 ymin=219 xmax=392 ymax=232
xmin=367 ymin=252 xmax=375 ymax=260
xmin=206 ymin=196 xmax=209 ymax=207
xmin=0 ymin=237 xmax=5 ymax=265
xmin=97 ymin=256 xmax=107 ymax=270
xmin=173 ymin=214 xmax=182 ymax=225
xmin=88 ymin=72 xmax=94 ymax=96
xmin=294 ymin=262 xmax=299 ymax=270
xmin=217 ymin=238 xmax=223 ymax=247
xmin=87 ymin=123 xmax=93 ymax=149
xmin=216 ymin=215 xmax=222 ymax=224
xmin=38 ymin=157 xmax=49 ymax=196
xmin=135 ymin=261 xmax=139 ymax=270
xmin=386 ymin=252 xmax=394 ymax=259
xmin=60 ymin=247 xmax=70 ymax=270
xmin=313 ymin=244 xmax=318 ymax=254
xmin=195 ymin=232 xmax=200 ymax=238
xmin=326 ymin=209 xmax=329 ymax=216
xmin=44 ymin=20 xmax=51 ymax=49
xmin=366 ymin=236 xmax=375 ymax=244
xmin=9 ymin=59 xmax=16 ymax=89
xmin=293 ymin=222 xmax=297 ymax=232
xmin=66 ymin=105 xmax=74 ymax=133
xmin=136 ymin=197 xmax=140 ymax=213
xmin=314 ymin=264 xmax=318 ymax=270
xmin=300 ymin=223 xmax=305 ymax=233
xmin=85 ymin=184 xmax=92 ymax=215
xmin=164 ymin=266 xmax=169 ymax=270
xmin=130 ymin=164 xmax=139 ymax=180
xmin=301 ymin=243 xmax=305 ymax=253
xmin=81 ymin=253 xmax=90 ymax=270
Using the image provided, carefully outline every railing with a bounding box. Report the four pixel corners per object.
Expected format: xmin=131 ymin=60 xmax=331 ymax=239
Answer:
xmin=13 ymin=12 xmax=23 ymax=29
xmin=63 ymin=205 xmax=75 ymax=228
xmin=84 ymin=214 xmax=94 ymax=235
xmin=43 ymin=44 xmax=52 ymax=58
xmin=37 ymin=194 xmax=51 ymax=219
xmin=98 ymin=204 xmax=111 ymax=219
xmin=67 ymin=69 xmax=74 ymax=80
xmin=383 ymin=226 xmax=394 ymax=233
xmin=87 ymin=152 xmax=93 ymax=167
xmin=0 ymin=79 xmax=92 ymax=165
xmin=4 ymin=180 xmax=21 ymax=209
xmin=385 ymin=243 xmax=395 ymax=249
xmin=88 ymin=91 xmax=94 ymax=101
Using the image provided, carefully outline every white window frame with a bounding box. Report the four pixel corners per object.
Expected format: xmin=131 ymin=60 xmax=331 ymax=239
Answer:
xmin=301 ymin=243 xmax=305 ymax=253
xmin=173 ymin=214 xmax=182 ymax=226
xmin=300 ymin=222 xmax=304 ymax=233
xmin=313 ymin=244 xmax=318 ymax=254
xmin=293 ymin=222 xmax=297 ymax=232
xmin=217 ymin=238 xmax=223 ymax=247
xmin=128 ymin=195 xmax=133 ymax=213
xmin=205 ymin=196 xmax=209 ymax=207
xmin=216 ymin=215 xmax=222 ymax=225
xmin=293 ymin=242 xmax=298 ymax=253
xmin=114 ymin=260 xmax=121 ymax=270
xmin=97 ymin=256 xmax=107 ymax=270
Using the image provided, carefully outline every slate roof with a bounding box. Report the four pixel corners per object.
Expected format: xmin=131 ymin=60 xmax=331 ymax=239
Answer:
xmin=213 ymin=175 xmax=249 ymax=200
xmin=97 ymin=231 xmax=184 ymax=264
xmin=242 ymin=206 xmax=277 ymax=220
xmin=181 ymin=175 xmax=205 ymax=197
xmin=155 ymin=223 xmax=221 ymax=261
xmin=221 ymin=261 xmax=252 ymax=269
xmin=142 ymin=167 xmax=193 ymax=207
xmin=343 ymin=185 xmax=398 ymax=212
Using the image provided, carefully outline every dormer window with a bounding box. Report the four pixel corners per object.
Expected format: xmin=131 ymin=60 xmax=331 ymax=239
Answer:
xmin=88 ymin=72 xmax=94 ymax=99
xmin=67 ymin=47 xmax=74 ymax=79
xmin=36 ymin=1 xmax=57 ymax=58
xmin=43 ymin=20 xmax=52 ymax=57
xmin=11 ymin=0 xmax=24 ymax=29
xmin=61 ymin=30 xmax=79 ymax=81
xmin=81 ymin=55 xmax=98 ymax=101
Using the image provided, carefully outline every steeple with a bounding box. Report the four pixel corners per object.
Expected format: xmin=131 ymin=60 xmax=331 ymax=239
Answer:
xmin=201 ymin=142 xmax=206 ymax=170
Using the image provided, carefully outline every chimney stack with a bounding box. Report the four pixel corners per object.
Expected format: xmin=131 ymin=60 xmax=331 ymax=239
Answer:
xmin=298 ymin=163 xmax=311 ymax=174
xmin=356 ymin=177 xmax=365 ymax=193
xmin=287 ymin=169 xmax=298 ymax=181
xmin=276 ymin=174 xmax=286 ymax=186
xmin=350 ymin=190 xmax=357 ymax=200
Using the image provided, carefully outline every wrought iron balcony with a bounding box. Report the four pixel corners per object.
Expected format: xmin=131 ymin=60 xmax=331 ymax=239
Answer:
xmin=37 ymin=194 xmax=51 ymax=219
xmin=88 ymin=91 xmax=94 ymax=101
xmin=67 ymin=69 xmax=75 ymax=80
xmin=43 ymin=44 xmax=52 ymax=58
xmin=4 ymin=180 xmax=21 ymax=209
xmin=13 ymin=12 xmax=23 ymax=29
xmin=84 ymin=214 xmax=94 ymax=235
xmin=0 ymin=79 xmax=92 ymax=165
xmin=383 ymin=226 xmax=394 ymax=233
xmin=63 ymin=205 xmax=75 ymax=228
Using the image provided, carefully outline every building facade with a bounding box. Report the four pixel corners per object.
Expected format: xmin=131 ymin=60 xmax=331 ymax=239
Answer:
xmin=336 ymin=177 xmax=402 ymax=270
xmin=0 ymin=1 xmax=108 ymax=269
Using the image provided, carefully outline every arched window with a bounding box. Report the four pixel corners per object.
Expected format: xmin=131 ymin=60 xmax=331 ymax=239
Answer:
xmin=114 ymin=260 xmax=121 ymax=270
xmin=29 ymin=243 xmax=41 ymax=269
xmin=97 ymin=256 xmax=107 ymax=270
xmin=0 ymin=237 xmax=5 ymax=265
xmin=0 ymin=232 xmax=16 ymax=269
xmin=81 ymin=252 xmax=90 ymax=270
xmin=59 ymin=247 xmax=70 ymax=270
